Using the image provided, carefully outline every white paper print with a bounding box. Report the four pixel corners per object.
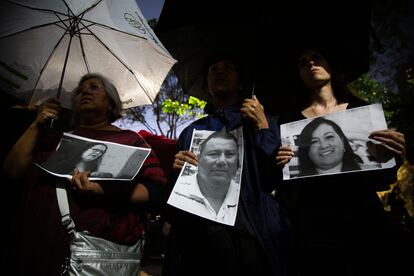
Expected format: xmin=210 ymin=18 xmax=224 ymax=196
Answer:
xmin=168 ymin=127 xmax=244 ymax=226
xmin=281 ymin=104 xmax=396 ymax=180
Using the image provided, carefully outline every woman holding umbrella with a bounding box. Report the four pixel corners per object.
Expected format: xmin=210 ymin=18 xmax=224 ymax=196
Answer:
xmin=2 ymin=73 xmax=167 ymax=275
xmin=168 ymin=54 xmax=291 ymax=276
xmin=275 ymin=49 xmax=407 ymax=275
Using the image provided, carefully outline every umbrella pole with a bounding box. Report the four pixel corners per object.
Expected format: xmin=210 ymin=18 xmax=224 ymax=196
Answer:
xmin=57 ymin=35 xmax=73 ymax=99
xmin=50 ymin=35 xmax=73 ymax=129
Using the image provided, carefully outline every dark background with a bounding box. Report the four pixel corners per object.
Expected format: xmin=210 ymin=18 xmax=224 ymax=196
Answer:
xmin=156 ymin=0 xmax=369 ymax=116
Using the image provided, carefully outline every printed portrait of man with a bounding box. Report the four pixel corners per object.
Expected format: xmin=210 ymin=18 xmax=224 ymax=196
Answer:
xmin=168 ymin=129 xmax=243 ymax=226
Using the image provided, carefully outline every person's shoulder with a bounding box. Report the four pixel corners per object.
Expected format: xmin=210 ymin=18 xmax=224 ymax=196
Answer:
xmin=113 ymin=129 xmax=152 ymax=147
xmin=189 ymin=116 xmax=210 ymax=127
xmin=179 ymin=117 xmax=209 ymax=138
xmin=119 ymin=129 xmax=143 ymax=138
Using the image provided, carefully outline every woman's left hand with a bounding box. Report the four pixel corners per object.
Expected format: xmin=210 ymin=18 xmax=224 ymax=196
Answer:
xmin=71 ymin=168 xmax=104 ymax=194
xmin=369 ymin=129 xmax=405 ymax=159
xmin=241 ymin=95 xmax=269 ymax=130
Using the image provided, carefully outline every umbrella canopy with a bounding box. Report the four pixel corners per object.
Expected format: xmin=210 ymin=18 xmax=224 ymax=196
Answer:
xmin=0 ymin=0 xmax=177 ymax=109
xmin=156 ymin=0 xmax=263 ymax=102
xmin=156 ymin=24 xmax=258 ymax=103
xmin=156 ymin=0 xmax=369 ymax=114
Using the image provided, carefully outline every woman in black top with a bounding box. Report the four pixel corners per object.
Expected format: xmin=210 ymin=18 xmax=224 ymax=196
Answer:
xmin=275 ymin=49 xmax=407 ymax=276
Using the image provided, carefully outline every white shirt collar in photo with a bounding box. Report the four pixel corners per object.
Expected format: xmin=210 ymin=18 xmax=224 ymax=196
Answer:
xmin=169 ymin=173 xmax=240 ymax=226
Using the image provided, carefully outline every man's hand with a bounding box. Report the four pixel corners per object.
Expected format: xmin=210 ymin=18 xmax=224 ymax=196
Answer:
xmin=173 ymin=150 xmax=198 ymax=171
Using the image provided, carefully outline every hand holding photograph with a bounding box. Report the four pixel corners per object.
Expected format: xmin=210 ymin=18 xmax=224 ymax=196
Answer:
xmin=167 ymin=127 xmax=244 ymax=226
xmin=281 ymin=104 xmax=396 ymax=180
xmin=37 ymin=133 xmax=151 ymax=181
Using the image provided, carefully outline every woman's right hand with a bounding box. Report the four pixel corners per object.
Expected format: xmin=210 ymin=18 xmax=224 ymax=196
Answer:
xmin=33 ymin=98 xmax=61 ymax=129
xmin=173 ymin=150 xmax=198 ymax=171
xmin=71 ymin=168 xmax=104 ymax=195
xmin=275 ymin=145 xmax=294 ymax=168
xmin=3 ymin=98 xmax=61 ymax=181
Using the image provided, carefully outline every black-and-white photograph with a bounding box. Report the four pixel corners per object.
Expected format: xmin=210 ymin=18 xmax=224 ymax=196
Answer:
xmin=167 ymin=127 xmax=244 ymax=226
xmin=38 ymin=133 xmax=151 ymax=180
xmin=281 ymin=104 xmax=396 ymax=180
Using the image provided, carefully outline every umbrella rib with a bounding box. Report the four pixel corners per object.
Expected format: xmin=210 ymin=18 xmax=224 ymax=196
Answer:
xmin=79 ymin=21 xmax=154 ymax=103
xmin=71 ymin=11 xmax=90 ymax=72
xmin=77 ymin=20 xmax=172 ymax=58
xmin=77 ymin=20 xmax=173 ymax=60
xmin=0 ymin=18 xmax=70 ymax=39
xmin=77 ymin=24 xmax=90 ymax=73
xmin=0 ymin=4 xmax=78 ymax=40
xmin=61 ymin=0 xmax=76 ymax=18
xmin=79 ymin=19 xmax=148 ymax=40
xmin=78 ymin=0 xmax=103 ymax=16
xmin=54 ymin=11 xmax=71 ymax=30
xmin=31 ymin=31 xmax=68 ymax=97
xmin=7 ymin=0 xmax=163 ymax=51
xmin=5 ymin=1 xmax=71 ymax=18
xmin=1 ymin=0 xmax=81 ymax=40
xmin=72 ymin=0 xmax=147 ymax=40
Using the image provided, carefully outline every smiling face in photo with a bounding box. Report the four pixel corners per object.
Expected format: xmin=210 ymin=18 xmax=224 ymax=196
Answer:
xmin=308 ymin=123 xmax=344 ymax=170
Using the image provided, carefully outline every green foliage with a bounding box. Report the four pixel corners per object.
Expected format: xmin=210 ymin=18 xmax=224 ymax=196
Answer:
xmin=350 ymin=69 xmax=414 ymax=162
xmin=162 ymin=96 xmax=206 ymax=118
xmin=147 ymin=19 xmax=157 ymax=29
xmin=349 ymin=74 xmax=397 ymax=123
xmin=119 ymin=72 xmax=206 ymax=139
xmin=116 ymin=19 xmax=207 ymax=139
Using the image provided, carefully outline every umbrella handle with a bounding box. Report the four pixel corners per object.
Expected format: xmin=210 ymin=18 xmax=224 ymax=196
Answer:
xmin=49 ymin=118 xmax=56 ymax=129
xmin=251 ymin=82 xmax=256 ymax=97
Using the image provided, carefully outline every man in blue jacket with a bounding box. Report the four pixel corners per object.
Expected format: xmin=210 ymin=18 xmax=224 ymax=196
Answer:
xmin=168 ymin=55 xmax=291 ymax=276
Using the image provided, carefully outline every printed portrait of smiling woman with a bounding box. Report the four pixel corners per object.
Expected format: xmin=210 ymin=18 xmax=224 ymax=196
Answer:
xmin=297 ymin=117 xmax=361 ymax=176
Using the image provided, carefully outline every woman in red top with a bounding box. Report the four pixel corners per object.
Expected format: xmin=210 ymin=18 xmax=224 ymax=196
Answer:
xmin=3 ymin=73 xmax=166 ymax=275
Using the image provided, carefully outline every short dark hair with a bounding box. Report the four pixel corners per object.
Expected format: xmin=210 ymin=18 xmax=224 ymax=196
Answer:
xmin=199 ymin=131 xmax=238 ymax=156
xmin=199 ymin=131 xmax=240 ymax=168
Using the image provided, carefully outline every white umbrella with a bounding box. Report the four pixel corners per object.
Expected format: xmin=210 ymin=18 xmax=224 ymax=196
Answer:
xmin=0 ymin=0 xmax=176 ymax=109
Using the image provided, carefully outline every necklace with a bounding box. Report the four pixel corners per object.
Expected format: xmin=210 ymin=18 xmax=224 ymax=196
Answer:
xmin=310 ymin=101 xmax=337 ymax=116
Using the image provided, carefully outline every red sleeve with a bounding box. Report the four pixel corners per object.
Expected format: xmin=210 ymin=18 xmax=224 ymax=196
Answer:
xmin=130 ymin=132 xmax=167 ymax=210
